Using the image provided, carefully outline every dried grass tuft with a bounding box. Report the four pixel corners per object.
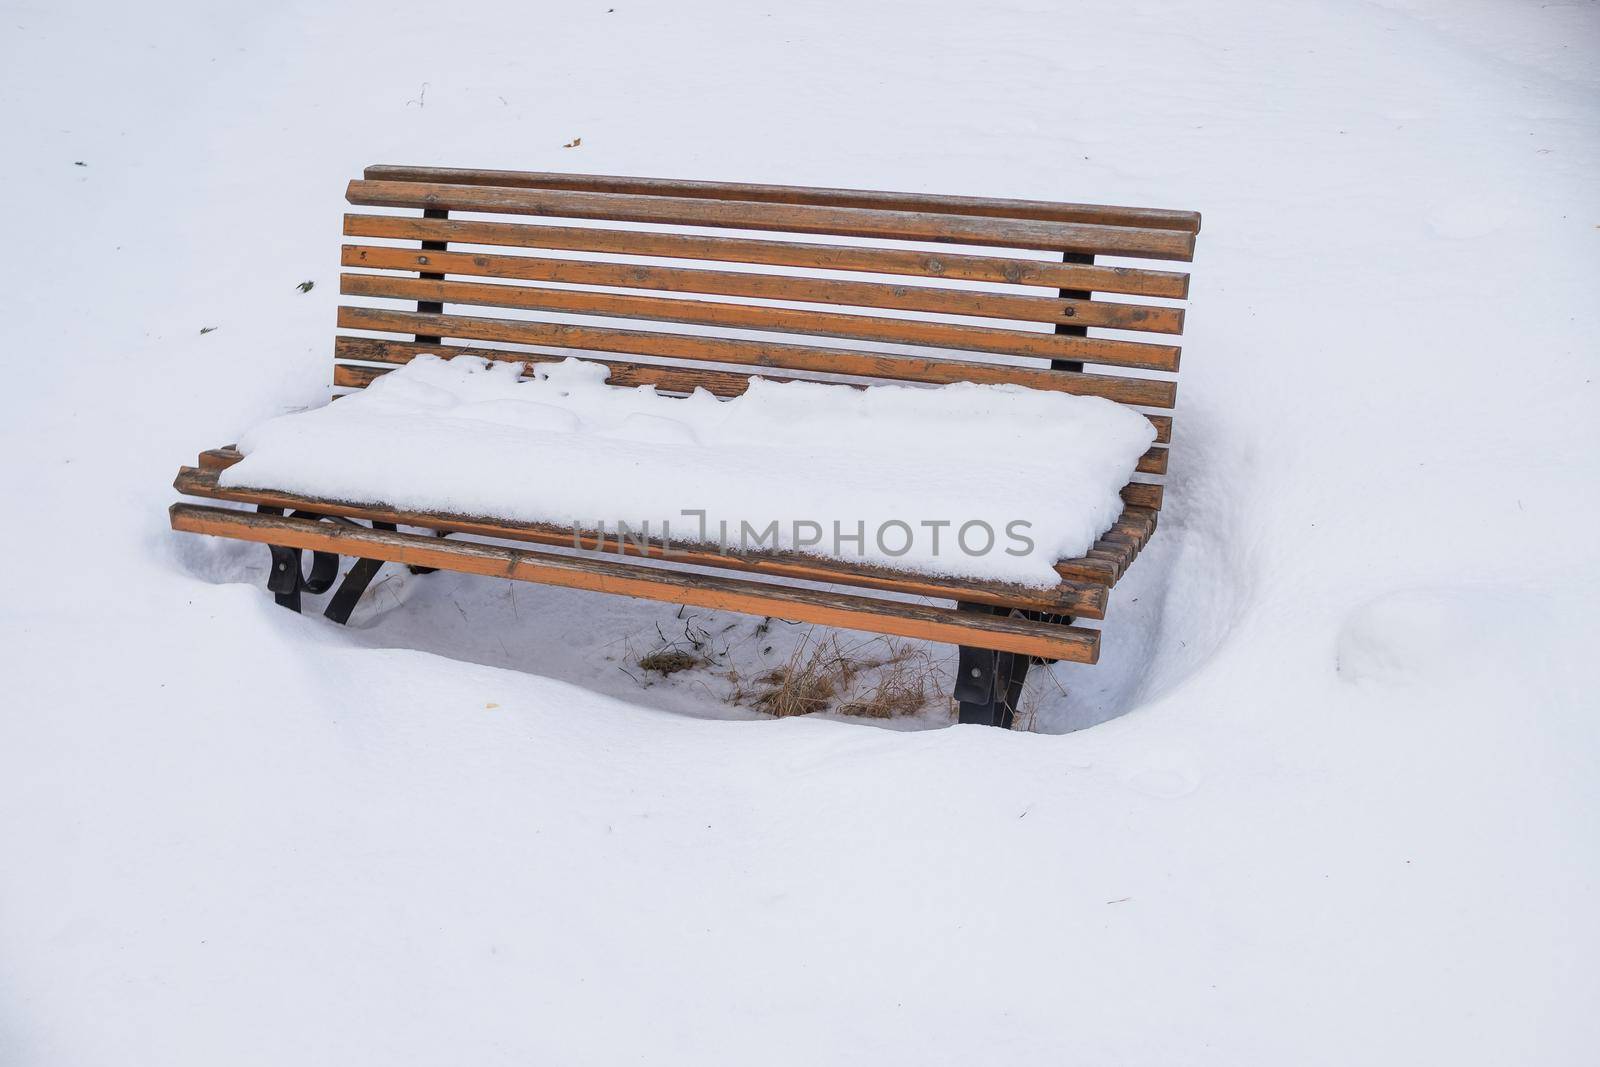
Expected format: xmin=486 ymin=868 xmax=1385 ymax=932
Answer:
xmin=835 ymin=643 xmax=935 ymax=719
xmin=638 ymin=648 xmax=700 ymax=675
xmin=737 ymin=634 xmax=941 ymax=720
xmin=749 ymin=637 xmax=850 ymax=717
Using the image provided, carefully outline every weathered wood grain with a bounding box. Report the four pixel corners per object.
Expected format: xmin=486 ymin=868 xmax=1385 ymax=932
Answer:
xmin=363 ymin=166 xmax=1202 ymax=233
xmin=173 ymin=465 xmax=1110 ymax=617
xmin=173 ymin=169 xmax=1194 ymax=657
xmin=340 ymin=273 xmax=1182 ymax=372
xmin=343 ymin=214 xmax=1192 ymax=298
xmin=341 ymin=244 xmax=1185 ymax=334
xmin=346 ymin=180 xmax=1198 ymax=260
xmin=1120 ymin=483 xmax=1163 ymax=510
xmin=169 ymin=503 xmax=1103 ymax=661
xmin=184 ymin=452 xmax=1153 ymax=591
xmin=333 ymin=308 xmax=1180 ymax=408
xmin=331 ymin=337 xmax=1175 ymax=443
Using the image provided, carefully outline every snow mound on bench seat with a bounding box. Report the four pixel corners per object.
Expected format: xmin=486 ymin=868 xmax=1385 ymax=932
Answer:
xmin=220 ymin=355 xmax=1156 ymax=587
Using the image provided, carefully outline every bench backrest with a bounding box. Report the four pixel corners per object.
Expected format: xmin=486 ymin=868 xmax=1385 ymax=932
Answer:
xmin=336 ymin=166 xmax=1197 ymax=503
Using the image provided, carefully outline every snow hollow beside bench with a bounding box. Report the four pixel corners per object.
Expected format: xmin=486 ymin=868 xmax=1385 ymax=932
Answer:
xmin=220 ymin=355 xmax=1155 ymax=587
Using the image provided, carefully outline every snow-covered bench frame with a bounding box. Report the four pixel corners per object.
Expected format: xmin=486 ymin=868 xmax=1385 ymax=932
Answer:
xmin=169 ymin=166 xmax=1198 ymax=727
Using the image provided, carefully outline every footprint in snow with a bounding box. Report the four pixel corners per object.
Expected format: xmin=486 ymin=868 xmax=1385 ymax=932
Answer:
xmin=1121 ymin=750 xmax=1202 ymax=799
xmin=1334 ymin=585 xmax=1518 ymax=687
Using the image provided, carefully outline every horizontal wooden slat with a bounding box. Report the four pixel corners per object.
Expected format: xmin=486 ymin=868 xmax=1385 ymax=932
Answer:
xmin=186 ymin=452 xmax=1126 ymax=595
xmin=174 ymin=465 xmax=1109 ymax=617
xmin=346 ymin=180 xmax=1197 ymax=261
xmin=1054 ymin=559 xmax=1119 ymax=585
xmin=1121 ymin=483 xmax=1163 ymax=510
xmin=339 ymin=356 xmax=774 ymax=398
xmin=1057 ymin=505 xmax=1159 ymax=586
xmin=1085 ymin=552 xmax=1125 ymax=581
xmin=334 ymin=335 xmax=800 ymax=398
xmin=1100 ymin=524 xmax=1143 ymax=550
xmin=198 ymin=440 xmax=1161 ymax=587
xmin=332 ymin=336 xmax=1174 ymax=442
xmin=341 ymin=273 xmax=1182 ymax=373
xmin=364 ymin=166 xmax=1202 ymax=234
xmin=342 ymin=244 xmax=1184 ymax=334
xmin=170 ymin=503 xmax=1103 ymax=662
xmin=1117 ymin=507 xmax=1158 ymax=539
xmin=343 ymin=214 xmax=1192 ymax=299
xmin=1093 ymin=540 xmax=1131 ymax=571
xmin=334 ymin=308 xmax=1179 ymax=408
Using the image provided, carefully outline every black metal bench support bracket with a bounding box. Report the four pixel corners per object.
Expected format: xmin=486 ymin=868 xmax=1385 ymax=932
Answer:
xmin=322 ymin=521 xmax=396 ymax=625
xmin=259 ymin=507 xmax=338 ymax=613
xmin=1051 ymin=250 xmax=1093 ymax=373
xmin=257 ymin=507 xmax=395 ymax=624
xmin=953 ymin=602 xmax=1035 ymax=729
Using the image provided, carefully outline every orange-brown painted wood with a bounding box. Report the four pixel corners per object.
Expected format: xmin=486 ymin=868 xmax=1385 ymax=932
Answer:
xmin=341 ymin=244 xmax=1185 ymax=334
xmin=345 ymin=180 xmax=1198 ymax=261
xmin=1121 ymin=483 xmax=1163 ymax=510
xmin=170 ymin=169 xmax=1196 ymax=666
xmin=333 ymin=307 xmax=1180 ymax=409
xmin=1055 ymin=559 xmax=1119 ymax=585
xmin=186 ymin=449 xmax=1149 ymax=592
xmin=173 ymin=465 xmax=1109 ymax=617
xmin=340 ymin=273 xmax=1183 ymax=372
xmin=333 ymin=335 xmax=810 ymax=398
xmin=169 ymin=503 xmax=1103 ymax=662
xmin=332 ymin=333 xmax=1176 ymax=445
xmin=332 ymin=332 xmax=1177 ymax=445
xmin=343 ymin=214 xmax=1192 ymax=298
xmin=363 ymin=166 xmax=1202 ymax=233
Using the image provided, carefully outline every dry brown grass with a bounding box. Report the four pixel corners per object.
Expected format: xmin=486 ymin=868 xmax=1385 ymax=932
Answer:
xmin=621 ymin=616 xmax=952 ymax=723
xmin=745 ymin=636 xmax=849 ymax=717
xmin=638 ymin=648 xmax=700 ymax=676
xmin=1010 ymin=661 xmax=1070 ymax=732
xmin=1012 ymin=688 xmax=1042 ymax=732
xmin=835 ymin=643 xmax=936 ymax=719
xmin=628 ymin=611 xmax=736 ymax=680
xmin=735 ymin=633 xmax=942 ymax=720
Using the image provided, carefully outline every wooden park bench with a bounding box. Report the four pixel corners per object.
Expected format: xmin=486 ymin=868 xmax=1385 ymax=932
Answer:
xmin=169 ymin=166 xmax=1199 ymax=727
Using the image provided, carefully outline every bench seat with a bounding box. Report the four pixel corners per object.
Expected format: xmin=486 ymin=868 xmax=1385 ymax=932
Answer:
xmin=172 ymin=451 xmax=1162 ymax=663
xmin=169 ymin=166 xmax=1198 ymax=726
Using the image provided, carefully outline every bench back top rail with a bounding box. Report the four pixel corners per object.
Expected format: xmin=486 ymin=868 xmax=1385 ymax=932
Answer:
xmin=335 ymin=166 xmax=1197 ymax=504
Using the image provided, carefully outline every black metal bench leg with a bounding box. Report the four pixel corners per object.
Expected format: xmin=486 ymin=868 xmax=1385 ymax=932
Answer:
xmin=1001 ymin=649 xmax=1031 ymax=727
xmin=255 ymin=508 xmax=402 ymax=624
xmin=265 ymin=543 xmax=305 ymax=612
xmin=256 ymin=506 xmax=342 ymax=615
xmin=322 ymin=523 xmax=395 ymax=625
xmin=953 ymin=602 xmax=1032 ymax=728
xmin=322 ymin=557 xmax=383 ymax=624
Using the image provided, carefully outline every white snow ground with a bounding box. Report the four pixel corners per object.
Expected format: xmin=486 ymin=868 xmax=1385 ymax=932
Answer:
xmin=3 ymin=0 xmax=1598 ymax=1063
